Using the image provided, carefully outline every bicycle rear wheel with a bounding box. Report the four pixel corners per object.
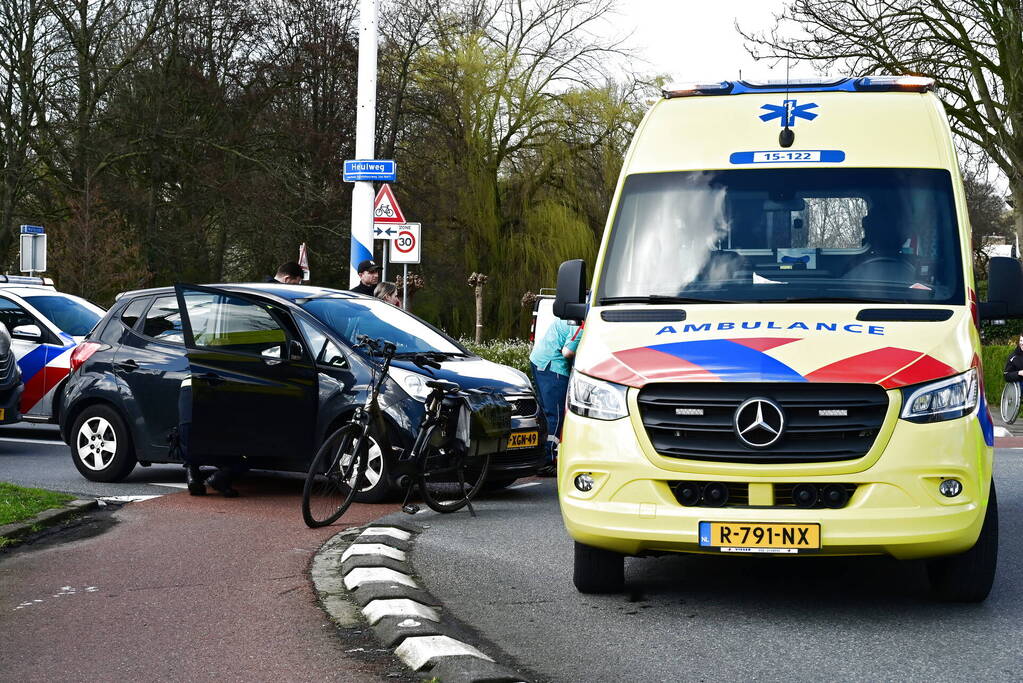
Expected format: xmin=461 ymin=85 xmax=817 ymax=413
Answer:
xmin=418 ymin=440 xmax=492 ymax=513
xmin=302 ymin=424 xmax=367 ymax=528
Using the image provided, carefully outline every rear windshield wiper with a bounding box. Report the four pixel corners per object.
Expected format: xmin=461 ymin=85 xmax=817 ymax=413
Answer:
xmin=599 ymin=295 xmax=737 ymax=305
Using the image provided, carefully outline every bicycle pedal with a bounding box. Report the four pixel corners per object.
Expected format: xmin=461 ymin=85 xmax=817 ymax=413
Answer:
xmin=402 ymin=503 xmax=421 ymax=515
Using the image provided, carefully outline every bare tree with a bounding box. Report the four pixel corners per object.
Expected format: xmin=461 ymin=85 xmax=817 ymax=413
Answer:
xmin=741 ymin=0 xmax=1023 ymax=239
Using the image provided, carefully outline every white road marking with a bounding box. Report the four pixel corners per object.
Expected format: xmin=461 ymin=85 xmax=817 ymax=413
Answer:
xmin=341 ymin=543 xmax=407 ymax=563
xmin=362 ymin=598 xmax=439 ymax=625
xmin=994 ymin=426 xmax=1012 ymax=437
xmin=150 ymin=482 xmax=188 ymax=489
xmin=359 ymin=526 xmax=412 ymax=541
xmin=99 ymin=495 xmax=163 ymax=503
xmin=508 ymin=482 xmax=542 ymax=489
xmin=13 ymin=586 xmax=99 ymax=611
xmin=342 ymin=567 xmax=418 ymax=590
xmin=395 ymin=635 xmax=493 ymax=671
xmin=0 ymin=437 xmax=67 ymax=446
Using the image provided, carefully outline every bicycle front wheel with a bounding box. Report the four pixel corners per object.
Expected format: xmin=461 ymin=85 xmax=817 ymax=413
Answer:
xmin=418 ymin=440 xmax=492 ymax=513
xmin=1000 ymin=382 xmax=1020 ymax=424
xmin=302 ymin=425 xmax=367 ymax=528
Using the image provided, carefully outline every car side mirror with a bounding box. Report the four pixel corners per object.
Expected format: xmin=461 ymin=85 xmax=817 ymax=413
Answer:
xmin=981 ymin=257 xmax=1023 ymax=320
xmin=288 ymin=339 xmax=304 ymax=362
xmin=11 ymin=324 xmax=42 ymax=342
xmin=553 ymin=259 xmax=587 ymax=323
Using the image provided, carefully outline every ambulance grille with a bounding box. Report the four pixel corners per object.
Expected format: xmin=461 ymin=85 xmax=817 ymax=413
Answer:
xmin=637 ymin=383 xmax=889 ymax=463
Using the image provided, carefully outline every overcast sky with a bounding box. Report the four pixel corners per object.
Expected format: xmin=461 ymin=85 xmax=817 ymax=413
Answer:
xmin=610 ymin=1 xmax=818 ymax=83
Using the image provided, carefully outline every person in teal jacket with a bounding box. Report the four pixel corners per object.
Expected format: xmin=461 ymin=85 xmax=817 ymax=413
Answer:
xmin=529 ymin=319 xmax=582 ymax=475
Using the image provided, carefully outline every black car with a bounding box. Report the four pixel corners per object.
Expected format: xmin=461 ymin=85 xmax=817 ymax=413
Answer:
xmin=0 ymin=324 xmax=21 ymax=424
xmin=59 ymin=283 xmax=544 ymax=498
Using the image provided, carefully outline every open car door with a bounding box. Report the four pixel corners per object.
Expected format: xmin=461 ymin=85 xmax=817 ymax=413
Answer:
xmin=174 ymin=284 xmax=317 ymax=464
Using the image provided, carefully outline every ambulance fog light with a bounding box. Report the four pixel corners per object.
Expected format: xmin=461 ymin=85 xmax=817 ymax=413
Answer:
xmin=574 ymin=473 xmax=595 ymax=492
xmin=938 ymin=479 xmax=963 ymax=498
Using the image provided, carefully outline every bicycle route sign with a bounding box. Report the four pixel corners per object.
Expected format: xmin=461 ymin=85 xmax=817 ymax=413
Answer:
xmin=389 ymin=223 xmax=421 ymax=264
xmin=372 ymin=184 xmax=406 ymax=230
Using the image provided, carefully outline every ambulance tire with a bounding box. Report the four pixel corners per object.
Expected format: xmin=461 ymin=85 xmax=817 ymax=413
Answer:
xmin=71 ymin=405 xmax=137 ymax=482
xmin=573 ymin=541 xmax=625 ymax=594
xmin=927 ymin=482 xmax=998 ymax=603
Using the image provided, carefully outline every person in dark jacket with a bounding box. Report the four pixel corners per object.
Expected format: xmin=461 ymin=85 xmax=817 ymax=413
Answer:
xmin=264 ymin=261 xmax=304 ymax=284
xmin=351 ymin=260 xmax=382 ymax=295
xmin=1004 ymin=335 xmax=1023 ymax=382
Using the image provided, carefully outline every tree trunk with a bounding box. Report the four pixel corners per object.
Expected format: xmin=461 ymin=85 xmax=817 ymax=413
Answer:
xmin=474 ymin=283 xmax=484 ymax=343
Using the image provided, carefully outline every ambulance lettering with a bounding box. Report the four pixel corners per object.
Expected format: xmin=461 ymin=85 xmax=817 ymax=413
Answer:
xmin=654 ymin=322 xmax=885 ymax=336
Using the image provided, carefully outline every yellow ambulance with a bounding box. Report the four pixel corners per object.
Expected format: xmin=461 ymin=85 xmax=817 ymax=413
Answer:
xmin=553 ymin=76 xmax=1023 ymax=602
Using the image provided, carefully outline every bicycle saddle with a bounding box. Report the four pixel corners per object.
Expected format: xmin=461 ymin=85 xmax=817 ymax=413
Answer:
xmin=425 ymin=379 xmax=460 ymax=392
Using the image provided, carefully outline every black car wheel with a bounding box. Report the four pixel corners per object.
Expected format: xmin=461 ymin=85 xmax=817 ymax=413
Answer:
xmin=573 ymin=541 xmax=625 ymax=594
xmin=927 ymin=482 xmax=998 ymax=603
xmin=71 ymin=405 xmax=137 ymax=482
xmin=351 ymin=427 xmax=393 ymax=503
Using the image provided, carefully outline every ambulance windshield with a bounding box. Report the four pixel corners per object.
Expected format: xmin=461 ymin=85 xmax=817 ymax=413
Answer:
xmin=598 ymin=168 xmax=964 ymax=306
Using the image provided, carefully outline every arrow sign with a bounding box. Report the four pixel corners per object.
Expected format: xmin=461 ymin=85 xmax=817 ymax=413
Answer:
xmin=373 ymin=226 xmax=397 ymax=238
xmin=372 ymin=184 xmax=406 ymax=224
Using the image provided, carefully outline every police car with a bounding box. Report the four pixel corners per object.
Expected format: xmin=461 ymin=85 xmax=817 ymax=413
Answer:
xmin=0 ymin=276 xmax=104 ymax=422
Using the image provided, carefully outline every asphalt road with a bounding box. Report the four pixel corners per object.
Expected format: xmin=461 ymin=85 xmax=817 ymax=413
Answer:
xmin=0 ymin=423 xmax=301 ymax=499
xmin=399 ymin=451 xmax=1023 ymax=682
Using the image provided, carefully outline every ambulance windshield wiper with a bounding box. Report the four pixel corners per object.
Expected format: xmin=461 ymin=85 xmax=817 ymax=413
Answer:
xmin=777 ymin=296 xmax=915 ymax=304
xmin=599 ymin=295 xmax=736 ymax=305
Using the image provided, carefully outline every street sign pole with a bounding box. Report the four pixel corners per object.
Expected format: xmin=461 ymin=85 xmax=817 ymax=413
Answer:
xmin=349 ymin=0 xmax=378 ymax=287
xmin=403 ymin=265 xmax=408 ymax=309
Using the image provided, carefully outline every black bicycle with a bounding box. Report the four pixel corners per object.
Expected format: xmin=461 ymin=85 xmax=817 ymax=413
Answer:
xmin=301 ymin=335 xmax=510 ymax=527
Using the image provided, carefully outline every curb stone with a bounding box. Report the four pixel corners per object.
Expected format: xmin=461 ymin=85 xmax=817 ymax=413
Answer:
xmin=311 ymin=523 xmax=530 ymax=682
xmin=0 ymin=499 xmax=98 ymax=543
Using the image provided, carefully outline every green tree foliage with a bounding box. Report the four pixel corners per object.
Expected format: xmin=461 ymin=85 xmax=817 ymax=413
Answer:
xmin=0 ymin=0 xmax=646 ymax=335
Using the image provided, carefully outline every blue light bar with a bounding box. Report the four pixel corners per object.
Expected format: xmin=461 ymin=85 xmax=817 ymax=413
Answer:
xmin=662 ymin=75 xmax=934 ymax=98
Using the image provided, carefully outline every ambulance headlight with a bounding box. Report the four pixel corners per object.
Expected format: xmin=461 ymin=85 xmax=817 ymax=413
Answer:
xmin=389 ymin=367 xmax=430 ymax=401
xmin=567 ymin=372 xmax=629 ymax=421
xmin=900 ymin=369 xmax=978 ymax=423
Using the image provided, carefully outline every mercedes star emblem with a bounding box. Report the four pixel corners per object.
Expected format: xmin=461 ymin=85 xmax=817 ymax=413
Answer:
xmin=733 ymin=397 xmax=785 ymax=448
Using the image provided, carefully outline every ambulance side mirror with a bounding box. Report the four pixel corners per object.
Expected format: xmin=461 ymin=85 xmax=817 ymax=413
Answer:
xmin=981 ymin=256 xmax=1023 ymax=319
xmin=553 ymin=259 xmax=587 ymax=323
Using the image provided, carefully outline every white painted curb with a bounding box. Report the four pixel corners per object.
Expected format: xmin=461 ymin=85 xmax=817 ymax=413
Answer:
xmin=343 ymin=567 xmax=418 ymax=590
xmin=362 ymin=598 xmax=440 ymax=625
xmin=341 ymin=543 xmax=408 ymax=563
xmin=359 ymin=526 xmax=412 ymax=541
xmin=395 ymin=635 xmax=494 ymax=671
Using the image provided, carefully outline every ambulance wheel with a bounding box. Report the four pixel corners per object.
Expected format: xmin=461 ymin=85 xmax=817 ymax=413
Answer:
xmin=71 ymin=405 xmax=137 ymax=482
xmin=573 ymin=541 xmax=624 ymax=594
xmin=927 ymin=483 xmax=998 ymax=603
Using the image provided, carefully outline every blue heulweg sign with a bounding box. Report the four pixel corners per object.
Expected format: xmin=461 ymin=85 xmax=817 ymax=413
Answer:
xmin=19 ymin=224 xmax=44 ymax=234
xmin=343 ymin=159 xmax=396 ymax=182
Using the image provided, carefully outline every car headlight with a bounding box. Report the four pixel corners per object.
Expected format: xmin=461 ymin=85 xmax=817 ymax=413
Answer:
xmin=567 ymin=371 xmax=629 ymax=420
xmin=389 ymin=366 xmax=431 ymax=401
xmin=900 ymin=368 xmax=978 ymax=423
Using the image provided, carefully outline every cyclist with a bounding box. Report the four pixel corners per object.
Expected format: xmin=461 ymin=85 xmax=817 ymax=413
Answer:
xmin=1004 ymin=334 xmax=1023 ymax=384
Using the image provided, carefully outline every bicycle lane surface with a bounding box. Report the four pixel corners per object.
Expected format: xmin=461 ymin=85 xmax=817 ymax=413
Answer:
xmin=0 ymin=472 xmax=404 ymax=682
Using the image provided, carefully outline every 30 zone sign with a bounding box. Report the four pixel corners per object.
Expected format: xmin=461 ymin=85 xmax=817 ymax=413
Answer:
xmin=389 ymin=222 xmax=421 ymax=264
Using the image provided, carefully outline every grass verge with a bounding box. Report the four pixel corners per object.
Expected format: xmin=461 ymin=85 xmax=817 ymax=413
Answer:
xmin=0 ymin=482 xmax=74 ymax=526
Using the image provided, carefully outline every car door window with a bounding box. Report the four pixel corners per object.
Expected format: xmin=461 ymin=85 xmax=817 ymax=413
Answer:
xmin=142 ymin=296 xmax=185 ymax=343
xmin=320 ymin=340 xmax=349 ymax=368
xmin=120 ymin=297 xmax=150 ymax=331
xmin=0 ymin=296 xmax=44 ymax=340
xmin=296 ymin=316 xmax=328 ymax=360
xmin=182 ymin=291 xmax=286 ymax=354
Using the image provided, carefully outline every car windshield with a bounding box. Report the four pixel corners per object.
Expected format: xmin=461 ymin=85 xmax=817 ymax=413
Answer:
xmin=300 ymin=297 xmax=464 ymax=356
xmin=24 ymin=294 xmax=102 ymax=336
xmin=598 ymin=168 xmax=964 ymax=305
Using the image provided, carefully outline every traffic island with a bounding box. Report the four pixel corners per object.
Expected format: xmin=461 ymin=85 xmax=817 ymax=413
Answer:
xmin=311 ymin=521 xmax=527 ymax=682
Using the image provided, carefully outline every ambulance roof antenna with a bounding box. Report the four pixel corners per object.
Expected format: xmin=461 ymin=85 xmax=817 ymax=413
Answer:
xmin=779 ymin=58 xmax=795 ymax=148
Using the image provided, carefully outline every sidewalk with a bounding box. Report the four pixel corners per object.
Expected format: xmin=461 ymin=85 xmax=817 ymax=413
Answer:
xmin=0 ymin=474 xmax=406 ymax=682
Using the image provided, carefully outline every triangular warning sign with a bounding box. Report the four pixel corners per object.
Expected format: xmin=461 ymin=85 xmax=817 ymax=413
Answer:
xmin=373 ymin=184 xmax=406 ymax=224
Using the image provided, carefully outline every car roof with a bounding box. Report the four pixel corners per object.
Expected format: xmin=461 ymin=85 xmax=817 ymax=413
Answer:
xmin=0 ymin=285 xmax=70 ymax=297
xmin=117 ymin=283 xmax=369 ymax=304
